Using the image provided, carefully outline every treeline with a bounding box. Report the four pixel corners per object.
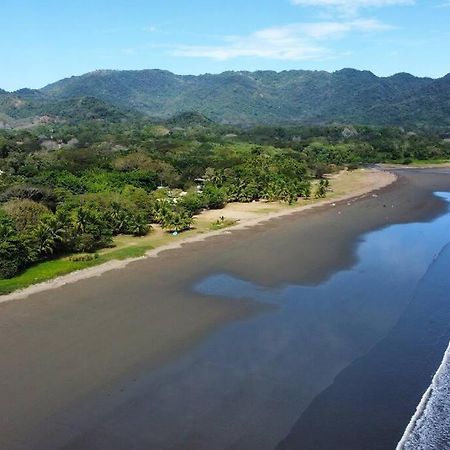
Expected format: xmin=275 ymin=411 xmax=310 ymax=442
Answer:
xmin=0 ymin=122 xmax=316 ymax=278
xmin=240 ymin=125 xmax=450 ymax=166
xmin=1 ymin=119 xmax=449 ymax=279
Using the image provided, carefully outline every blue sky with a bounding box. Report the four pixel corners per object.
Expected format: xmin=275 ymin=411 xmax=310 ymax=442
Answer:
xmin=1 ymin=0 xmax=449 ymax=91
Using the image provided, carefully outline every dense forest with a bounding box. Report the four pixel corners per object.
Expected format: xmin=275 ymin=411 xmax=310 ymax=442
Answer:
xmin=1 ymin=114 xmax=450 ymax=279
xmin=1 ymin=68 xmax=450 ymax=128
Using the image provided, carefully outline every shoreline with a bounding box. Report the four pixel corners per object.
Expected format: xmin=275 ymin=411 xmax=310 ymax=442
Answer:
xmin=381 ymin=162 xmax=450 ymax=169
xmin=396 ymin=336 xmax=450 ymax=449
xmin=276 ymin=206 xmax=450 ymax=450
xmin=2 ymin=167 xmax=450 ymax=449
xmin=0 ymin=168 xmax=396 ymax=304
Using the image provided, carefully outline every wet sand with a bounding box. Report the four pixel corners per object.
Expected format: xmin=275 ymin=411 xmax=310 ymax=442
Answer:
xmin=1 ymin=168 xmax=450 ymax=449
xmin=0 ymin=168 xmax=394 ymax=304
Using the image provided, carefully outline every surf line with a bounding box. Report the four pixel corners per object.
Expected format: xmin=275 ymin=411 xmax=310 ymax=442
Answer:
xmin=396 ymin=340 xmax=450 ymax=449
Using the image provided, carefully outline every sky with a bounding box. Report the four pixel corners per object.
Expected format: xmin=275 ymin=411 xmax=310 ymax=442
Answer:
xmin=1 ymin=0 xmax=449 ymax=91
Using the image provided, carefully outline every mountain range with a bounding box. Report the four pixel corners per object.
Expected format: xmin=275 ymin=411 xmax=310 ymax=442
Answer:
xmin=1 ymin=68 xmax=449 ymax=128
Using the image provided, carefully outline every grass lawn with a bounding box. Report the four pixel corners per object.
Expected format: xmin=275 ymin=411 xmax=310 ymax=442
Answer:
xmin=0 ymin=220 xmax=219 ymax=295
xmin=0 ymin=242 xmax=156 ymax=295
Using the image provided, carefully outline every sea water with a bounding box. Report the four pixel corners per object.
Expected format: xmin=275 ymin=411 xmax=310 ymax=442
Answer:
xmin=62 ymin=193 xmax=450 ymax=449
xmin=193 ymin=192 xmax=450 ymax=449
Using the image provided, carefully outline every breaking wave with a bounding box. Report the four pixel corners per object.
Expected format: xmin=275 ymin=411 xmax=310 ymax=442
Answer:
xmin=397 ymin=341 xmax=450 ymax=449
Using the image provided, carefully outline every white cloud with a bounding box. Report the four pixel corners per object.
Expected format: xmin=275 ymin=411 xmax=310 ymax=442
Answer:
xmin=291 ymin=0 xmax=414 ymax=15
xmin=291 ymin=0 xmax=414 ymax=7
xmin=172 ymin=19 xmax=391 ymax=61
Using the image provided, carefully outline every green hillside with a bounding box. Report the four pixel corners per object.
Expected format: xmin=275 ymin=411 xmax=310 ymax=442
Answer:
xmin=1 ymin=68 xmax=449 ymax=128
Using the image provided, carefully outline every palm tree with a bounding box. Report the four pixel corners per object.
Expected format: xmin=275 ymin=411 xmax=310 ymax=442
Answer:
xmin=204 ymin=168 xmax=225 ymax=187
xmin=109 ymin=202 xmax=128 ymax=234
xmin=73 ymin=207 xmax=90 ymax=234
xmin=33 ymin=216 xmax=65 ymax=256
xmin=127 ymin=214 xmax=151 ymax=236
xmin=315 ymin=179 xmax=328 ymax=199
xmin=153 ymin=199 xmax=173 ymax=224
xmin=160 ymin=210 xmax=193 ymax=233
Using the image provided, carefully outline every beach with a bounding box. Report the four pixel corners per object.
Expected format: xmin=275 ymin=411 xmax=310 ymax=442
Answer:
xmin=0 ymin=168 xmax=395 ymax=303
xmin=1 ymin=167 xmax=450 ymax=449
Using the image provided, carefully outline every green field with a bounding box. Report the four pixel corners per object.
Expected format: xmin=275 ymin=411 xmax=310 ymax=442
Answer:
xmin=0 ymin=243 xmax=155 ymax=295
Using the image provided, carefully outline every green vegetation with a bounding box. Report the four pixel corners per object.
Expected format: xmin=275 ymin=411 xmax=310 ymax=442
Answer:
xmin=1 ymin=112 xmax=450 ymax=287
xmin=0 ymin=120 xmax=315 ymax=281
xmin=209 ymin=217 xmax=237 ymax=230
xmin=0 ymin=242 xmax=155 ymax=295
xmin=2 ymin=69 xmax=450 ymax=128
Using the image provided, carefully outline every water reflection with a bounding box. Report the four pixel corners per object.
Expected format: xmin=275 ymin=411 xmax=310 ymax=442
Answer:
xmin=186 ymin=192 xmax=450 ymax=448
xmin=68 ymin=193 xmax=450 ymax=450
xmin=197 ymin=194 xmax=450 ymax=305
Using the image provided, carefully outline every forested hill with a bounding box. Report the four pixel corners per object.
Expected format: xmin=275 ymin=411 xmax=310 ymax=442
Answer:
xmin=2 ymin=68 xmax=450 ymax=128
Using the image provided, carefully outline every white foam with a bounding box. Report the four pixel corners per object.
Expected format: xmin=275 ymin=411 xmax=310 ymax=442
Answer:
xmin=397 ymin=341 xmax=450 ymax=449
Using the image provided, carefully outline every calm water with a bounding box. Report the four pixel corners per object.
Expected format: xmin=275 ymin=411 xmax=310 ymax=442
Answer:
xmin=194 ymin=191 xmax=450 ymax=449
xmin=68 ymin=192 xmax=450 ymax=450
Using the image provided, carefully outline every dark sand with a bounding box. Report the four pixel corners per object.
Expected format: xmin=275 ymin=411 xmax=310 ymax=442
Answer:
xmin=1 ymin=168 xmax=450 ymax=449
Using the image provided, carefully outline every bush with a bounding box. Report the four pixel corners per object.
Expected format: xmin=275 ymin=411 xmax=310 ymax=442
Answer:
xmin=0 ymin=213 xmax=28 ymax=278
xmin=202 ymin=184 xmax=227 ymax=209
xmin=0 ymin=185 xmax=57 ymax=208
xmin=209 ymin=217 xmax=236 ymax=230
xmin=69 ymin=253 xmax=99 ymax=262
xmin=74 ymin=233 xmax=111 ymax=253
xmin=347 ymin=163 xmax=360 ymax=171
xmin=179 ymin=192 xmax=205 ymax=215
xmin=0 ymin=238 xmax=27 ymax=278
xmin=2 ymin=199 xmax=50 ymax=232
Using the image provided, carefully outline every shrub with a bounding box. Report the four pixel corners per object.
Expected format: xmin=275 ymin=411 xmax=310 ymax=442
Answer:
xmin=0 ymin=212 xmax=28 ymax=278
xmin=74 ymin=233 xmax=111 ymax=253
xmin=178 ymin=192 xmax=205 ymax=215
xmin=160 ymin=210 xmax=193 ymax=233
xmin=202 ymin=184 xmax=227 ymax=209
xmin=2 ymin=199 xmax=50 ymax=232
xmin=69 ymin=253 xmax=99 ymax=262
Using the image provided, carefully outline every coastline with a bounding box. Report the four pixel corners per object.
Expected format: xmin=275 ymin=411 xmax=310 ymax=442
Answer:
xmin=397 ymin=341 xmax=450 ymax=449
xmin=2 ymin=167 xmax=450 ymax=449
xmin=276 ymin=214 xmax=450 ymax=450
xmin=0 ymin=168 xmax=396 ymax=304
xmin=381 ymin=162 xmax=450 ymax=169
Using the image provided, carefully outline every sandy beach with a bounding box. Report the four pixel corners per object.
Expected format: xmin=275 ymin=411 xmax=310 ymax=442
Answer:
xmin=1 ymin=167 xmax=450 ymax=449
xmin=0 ymin=168 xmax=395 ymax=304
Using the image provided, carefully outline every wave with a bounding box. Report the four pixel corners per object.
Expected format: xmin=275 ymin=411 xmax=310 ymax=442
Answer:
xmin=397 ymin=340 xmax=450 ymax=449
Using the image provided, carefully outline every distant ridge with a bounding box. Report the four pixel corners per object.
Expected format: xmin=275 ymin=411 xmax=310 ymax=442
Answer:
xmin=1 ymin=68 xmax=449 ymax=127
